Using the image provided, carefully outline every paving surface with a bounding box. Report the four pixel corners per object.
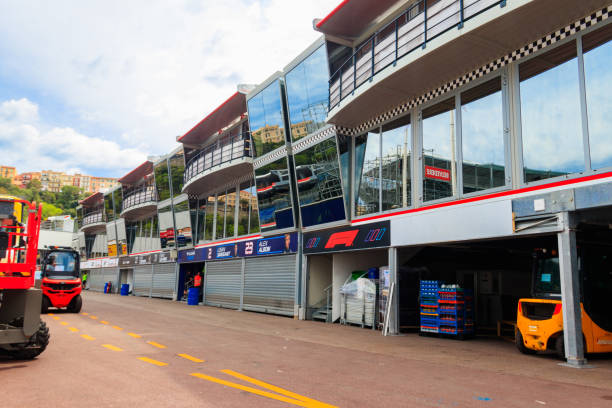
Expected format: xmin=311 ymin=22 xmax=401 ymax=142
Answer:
xmin=2 ymin=291 xmax=612 ymax=407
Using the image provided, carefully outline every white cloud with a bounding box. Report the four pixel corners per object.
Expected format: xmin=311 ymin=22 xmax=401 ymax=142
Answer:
xmin=0 ymin=98 xmax=146 ymax=175
xmin=0 ymin=0 xmax=338 ymax=160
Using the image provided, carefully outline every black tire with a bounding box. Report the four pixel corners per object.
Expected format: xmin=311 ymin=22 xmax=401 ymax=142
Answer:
xmin=555 ymin=335 xmax=565 ymax=359
xmin=68 ymin=295 xmax=82 ymax=313
xmin=516 ymin=329 xmax=537 ymax=355
xmin=41 ymin=296 xmax=50 ymax=314
xmin=5 ymin=317 xmax=50 ymax=360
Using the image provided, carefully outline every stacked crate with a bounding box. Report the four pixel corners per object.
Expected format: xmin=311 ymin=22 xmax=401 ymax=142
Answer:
xmin=419 ymin=280 xmax=440 ymax=333
xmin=438 ymin=287 xmax=474 ymax=337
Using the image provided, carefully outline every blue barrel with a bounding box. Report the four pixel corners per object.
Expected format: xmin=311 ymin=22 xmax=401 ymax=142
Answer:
xmin=120 ymin=284 xmax=129 ymax=296
xmin=187 ymin=287 xmax=199 ymax=305
xmin=367 ymin=267 xmax=379 ymax=280
xmin=103 ymin=282 xmax=109 ymax=293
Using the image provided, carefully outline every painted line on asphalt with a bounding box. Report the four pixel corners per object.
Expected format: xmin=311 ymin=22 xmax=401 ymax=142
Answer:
xmin=60 ymin=321 xmax=69 ymax=326
xmin=112 ymin=326 xmax=123 ymax=330
xmin=81 ymin=312 xmax=88 ymax=316
xmin=81 ymin=334 xmax=95 ymax=340
xmin=47 ymin=313 xmax=54 ymax=316
xmin=52 ymin=316 xmax=61 ymax=320
xmin=138 ymin=357 xmax=168 ymax=367
xmin=190 ymin=373 xmax=335 ymax=408
xmin=89 ymin=315 xmax=98 ymax=320
xmin=128 ymin=333 xmax=142 ymax=338
xmin=178 ymin=353 xmax=204 ymax=363
xmin=102 ymin=344 xmax=123 ymax=352
xmin=221 ymin=369 xmax=336 ymax=408
xmin=147 ymin=341 xmax=167 ymax=349
xmin=69 ymin=327 xmax=79 ymax=333
xmin=100 ymin=320 xmax=109 ymax=325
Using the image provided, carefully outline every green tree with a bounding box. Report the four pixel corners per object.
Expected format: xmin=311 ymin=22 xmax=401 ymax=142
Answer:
xmin=41 ymin=202 xmax=63 ymax=219
xmin=26 ymin=179 xmax=42 ymax=191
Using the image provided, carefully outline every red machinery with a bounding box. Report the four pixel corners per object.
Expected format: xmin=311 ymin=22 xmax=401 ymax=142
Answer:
xmin=40 ymin=248 xmax=82 ymax=313
xmin=0 ymin=195 xmax=49 ymax=359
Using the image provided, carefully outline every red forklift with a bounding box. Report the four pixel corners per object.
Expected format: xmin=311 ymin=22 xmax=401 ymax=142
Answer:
xmin=0 ymin=195 xmax=49 ymax=359
xmin=40 ymin=247 xmax=82 ymax=313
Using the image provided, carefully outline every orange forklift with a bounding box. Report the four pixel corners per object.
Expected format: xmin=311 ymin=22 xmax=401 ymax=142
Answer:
xmin=40 ymin=247 xmax=82 ymax=313
xmin=516 ymin=246 xmax=612 ymax=358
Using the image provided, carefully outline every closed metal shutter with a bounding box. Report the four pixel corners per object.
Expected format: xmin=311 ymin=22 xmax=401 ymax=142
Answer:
xmin=151 ymin=263 xmax=176 ymax=299
xmin=133 ymin=265 xmax=153 ymax=297
xmin=88 ymin=269 xmax=104 ymax=292
xmin=204 ymin=259 xmax=241 ymax=309
xmin=102 ymin=268 xmax=120 ymax=293
xmin=243 ymin=255 xmax=296 ymax=317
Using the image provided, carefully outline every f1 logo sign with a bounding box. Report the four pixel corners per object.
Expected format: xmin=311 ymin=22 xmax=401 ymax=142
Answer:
xmin=324 ymin=229 xmax=359 ymax=249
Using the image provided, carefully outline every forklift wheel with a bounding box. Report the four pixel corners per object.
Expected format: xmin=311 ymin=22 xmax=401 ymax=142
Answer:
xmin=1 ymin=318 xmax=50 ymax=360
xmin=41 ymin=296 xmax=50 ymax=314
xmin=515 ymin=329 xmax=537 ymax=355
xmin=68 ymin=295 xmax=82 ymax=313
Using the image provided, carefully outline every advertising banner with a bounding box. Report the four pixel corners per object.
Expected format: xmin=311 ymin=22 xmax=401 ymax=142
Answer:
xmin=177 ymin=232 xmax=298 ymax=263
xmin=303 ymin=220 xmax=390 ymax=254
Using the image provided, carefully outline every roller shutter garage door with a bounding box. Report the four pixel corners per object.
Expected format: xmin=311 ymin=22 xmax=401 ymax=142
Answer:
xmin=133 ymin=265 xmax=153 ymax=297
xmin=151 ymin=263 xmax=176 ymax=299
xmin=243 ymin=255 xmax=296 ymax=316
xmin=88 ymin=269 xmax=104 ymax=292
xmin=102 ymin=268 xmax=120 ymax=293
xmin=204 ymin=259 xmax=241 ymax=309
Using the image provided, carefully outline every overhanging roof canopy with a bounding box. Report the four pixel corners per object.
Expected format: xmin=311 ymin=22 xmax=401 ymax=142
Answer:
xmin=119 ymin=161 xmax=153 ymax=185
xmin=179 ymin=92 xmax=247 ymax=146
xmin=79 ymin=192 xmax=103 ymax=207
xmin=314 ymin=0 xmax=399 ymax=40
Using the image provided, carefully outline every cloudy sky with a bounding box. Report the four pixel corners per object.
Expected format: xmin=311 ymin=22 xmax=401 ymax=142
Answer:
xmin=0 ymin=0 xmax=337 ymax=177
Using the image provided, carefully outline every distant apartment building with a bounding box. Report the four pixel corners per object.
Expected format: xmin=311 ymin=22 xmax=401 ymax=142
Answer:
xmin=2 ymin=165 xmax=119 ymax=193
xmin=13 ymin=171 xmax=42 ymax=188
xmin=0 ymin=165 xmax=16 ymax=180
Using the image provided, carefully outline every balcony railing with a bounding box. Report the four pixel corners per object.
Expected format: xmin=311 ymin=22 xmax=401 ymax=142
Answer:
xmin=183 ymin=132 xmax=253 ymax=186
xmin=81 ymin=211 xmax=104 ymax=227
xmin=328 ymin=0 xmax=504 ymax=110
xmin=122 ymin=186 xmax=158 ymax=213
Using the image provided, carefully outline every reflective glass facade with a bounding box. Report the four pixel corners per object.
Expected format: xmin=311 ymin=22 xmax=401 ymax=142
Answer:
xmin=255 ymin=157 xmax=295 ymax=231
xmin=173 ymin=199 xmax=192 ymax=248
xmin=355 ymin=131 xmax=381 ymax=216
xmin=247 ymin=80 xmax=287 ymax=157
xmin=158 ymin=204 xmax=174 ymax=249
xmin=155 ymin=161 xmax=171 ymax=202
xmin=285 ymin=44 xmax=329 ymax=142
xmin=294 ymin=137 xmax=345 ymax=227
xmin=169 ymin=151 xmax=185 ymax=197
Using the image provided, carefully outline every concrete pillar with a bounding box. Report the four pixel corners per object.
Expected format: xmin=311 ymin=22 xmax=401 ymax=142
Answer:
xmin=557 ymin=212 xmax=586 ymax=366
xmin=387 ymin=247 xmax=399 ymax=335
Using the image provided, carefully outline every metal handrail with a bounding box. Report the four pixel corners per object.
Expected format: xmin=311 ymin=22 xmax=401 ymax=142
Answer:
xmin=328 ymin=0 xmax=504 ymax=110
xmin=82 ymin=210 xmax=104 ymax=226
xmin=183 ymin=132 xmax=253 ymax=186
xmin=121 ymin=186 xmax=158 ymax=213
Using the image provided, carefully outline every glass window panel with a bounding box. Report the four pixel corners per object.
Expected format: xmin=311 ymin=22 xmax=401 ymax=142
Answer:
xmin=294 ymin=137 xmax=345 ymax=227
xmin=285 ymin=45 xmax=329 ymax=142
xmin=216 ymin=192 xmax=226 ymax=239
xmin=247 ymin=185 xmax=260 ymax=234
xmin=355 ymin=131 xmax=380 ymax=216
xmin=173 ymin=200 xmax=192 ymax=248
xmin=461 ymin=77 xmax=505 ymax=194
xmin=113 ymin=189 xmax=123 ymax=217
xmin=520 ymin=41 xmax=583 ymax=182
xmin=225 ymin=189 xmax=236 ymax=238
xmin=104 ymin=193 xmax=114 ymax=221
xmin=169 ymin=151 xmax=185 ymax=197
xmin=254 ymin=157 xmax=295 ymax=231
xmin=337 ymin=134 xmax=351 ymax=213
xmin=238 ymin=183 xmax=252 ymax=236
xmin=422 ymin=97 xmax=455 ymax=202
xmin=126 ymin=221 xmax=137 ymax=254
xmin=196 ymin=198 xmax=207 ymax=244
xmin=583 ymin=24 xmax=612 ymax=170
xmin=151 ymin=216 xmax=160 ymax=250
xmin=381 ymin=115 xmax=411 ymax=210
xmin=247 ymin=80 xmax=286 ymax=157
xmin=154 ymin=161 xmax=171 ymax=202
xmin=158 ymin=205 xmax=175 ymax=249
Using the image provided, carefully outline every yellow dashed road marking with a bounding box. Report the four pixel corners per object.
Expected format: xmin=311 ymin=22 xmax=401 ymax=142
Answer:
xmin=47 ymin=313 xmax=54 ymax=316
xmin=60 ymin=321 xmax=69 ymax=326
xmin=81 ymin=334 xmax=95 ymax=340
xmin=221 ymin=369 xmax=336 ymax=407
xmin=100 ymin=320 xmax=109 ymax=324
xmin=138 ymin=357 xmax=168 ymax=367
xmin=178 ymin=353 xmax=204 ymax=363
xmin=69 ymin=327 xmax=79 ymax=332
xmin=81 ymin=312 xmax=88 ymax=316
xmin=128 ymin=333 xmax=142 ymax=338
xmin=190 ymin=373 xmax=337 ymax=408
xmin=89 ymin=315 xmax=98 ymax=320
xmin=102 ymin=344 xmax=123 ymax=352
xmin=52 ymin=316 xmax=61 ymax=320
xmin=147 ymin=341 xmax=166 ymax=349
xmin=112 ymin=326 xmax=123 ymax=330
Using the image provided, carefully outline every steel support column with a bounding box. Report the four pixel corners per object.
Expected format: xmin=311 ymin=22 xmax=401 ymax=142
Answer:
xmin=387 ymin=247 xmax=399 ymax=335
xmin=557 ymin=212 xmax=586 ymax=366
